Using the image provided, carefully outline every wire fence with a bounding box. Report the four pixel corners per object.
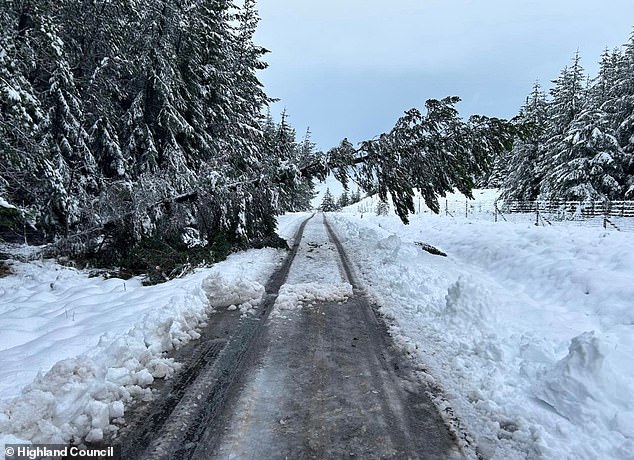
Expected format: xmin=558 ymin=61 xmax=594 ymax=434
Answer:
xmin=354 ymin=195 xmax=634 ymax=232
xmin=443 ymin=199 xmax=634 ymax=232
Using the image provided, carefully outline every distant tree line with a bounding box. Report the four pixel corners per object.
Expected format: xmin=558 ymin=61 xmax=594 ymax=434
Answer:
xmin=318 ymin=188 xmax=362 ymax=212
xmin=491 ymin=29 xmax=634 ymax=203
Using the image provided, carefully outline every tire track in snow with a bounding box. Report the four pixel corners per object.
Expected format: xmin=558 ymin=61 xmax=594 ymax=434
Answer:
xmin=199 ymin=214 xmax=463 ymax=459
xmin=115 ymin=214 xmax=315 ymax=460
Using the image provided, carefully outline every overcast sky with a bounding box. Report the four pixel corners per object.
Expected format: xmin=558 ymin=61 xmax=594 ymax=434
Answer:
xmin=254 ymin=1 xmax=634 ymax=151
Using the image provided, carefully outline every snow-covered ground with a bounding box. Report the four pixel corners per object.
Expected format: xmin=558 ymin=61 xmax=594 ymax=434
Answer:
xmin=329 ymin=192 xmax=634 ymax=459
xmin=2 ymin=196 xmax=633 ymax=459
xmin=0 ymin=237 xmax=297 ymax=453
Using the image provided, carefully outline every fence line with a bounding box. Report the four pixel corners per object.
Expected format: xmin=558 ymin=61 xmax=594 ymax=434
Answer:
xmin=354 ymin=195 xmax=634 ymax=232
xmin=450 ymin=199 xmax=634 ymax=231
xmin=499 ymin=200 xmax=634 ymax=218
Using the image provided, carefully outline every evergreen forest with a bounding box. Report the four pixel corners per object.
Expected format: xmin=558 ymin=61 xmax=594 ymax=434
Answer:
xmin=0 ymin=0 xmax=321 ymax=274
xmin=492 ymin=40 xmax=634 ymax=202
xmin=4 ymin=1 xmax=629 ymax=279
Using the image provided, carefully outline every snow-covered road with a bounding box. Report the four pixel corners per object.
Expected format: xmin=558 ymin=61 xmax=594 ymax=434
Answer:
xmin=199 ymin=215 xmax=461 ymax=459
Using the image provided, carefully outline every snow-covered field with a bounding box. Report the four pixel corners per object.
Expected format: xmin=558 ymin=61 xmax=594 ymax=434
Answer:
xmin=330 ymin=193 xmax=634 ymax=459
xmin=0 ymin=242 xmax=289 ymax=453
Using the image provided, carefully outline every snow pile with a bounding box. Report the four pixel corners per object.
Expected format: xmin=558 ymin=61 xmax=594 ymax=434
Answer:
xmin=331 ymin=211 xmax=634 ymax=459
xmin=0 ymin=247 xmax=284 ymax=450
xmin=277 ymin=212 xmax=314 ymax=242
xmin=0 ymin=355 xmax=153 ymax=445
xmin=203 ymin=272 xmax=265 ymax=315
xmin=0 ymin=263 xmax=209 ymax=445
xmin=533 ymin=331 xmax=607 ymax=424
xmin=273 ymin=282 xmax=353 ymax=316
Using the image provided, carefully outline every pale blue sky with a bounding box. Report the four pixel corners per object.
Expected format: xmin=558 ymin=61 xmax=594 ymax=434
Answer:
xmin=254 ymin=1 xmax=634 ymax=151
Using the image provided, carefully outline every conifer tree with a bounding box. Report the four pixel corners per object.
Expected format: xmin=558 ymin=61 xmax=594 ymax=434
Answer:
xmin=542 ymin=109 xmax=623 ymax=201
xmin=540 ymin=53 xmax=588 ymax=200
xmin=287 ymin=128 xmax=318 ymax=211
xmin=614 ymin=31 xmax=634 ymax=197
xmin=540 ymin=48 xmax=623 ymax=201
xmin=337 ymin=191 xmax=349 ymax=209
xmin=501 ymin=82 xmax=548 ymax=201
xmin=548 ymin=52 xmax=587 ymax=135
xmin=341 ymin=97 xmax=518 ymax=222
xmin=319 ymin=188 xmax=337 ymax=212
xmin=0 ymin=21 xmax=46 ymax=209
xmin=375 ymin=200 xmax=389 ymax=216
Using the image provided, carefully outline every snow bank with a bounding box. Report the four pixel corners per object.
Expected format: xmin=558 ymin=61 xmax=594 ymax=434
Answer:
xmin=330 ymin=211 xmax=634 ymax=460
xmin=273 ymin=282 xmax=353 ymax=316
xmin=0 ymin=247 xmax=284 ymax=450
xmin=203 ymin=272 xmax=265 ymax=315
xmin=277 ymin=212 xmax=313 ymax=241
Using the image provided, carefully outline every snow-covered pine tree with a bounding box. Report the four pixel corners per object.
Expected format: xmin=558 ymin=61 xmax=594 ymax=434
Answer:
xmin=279 ymin=126 xmax=317 ymax=212
xmin=348 ymin=97 xmax=518 ymax=222
xmin=541 ymin=47 xmax=624 ymax=201
xmin=191 ymin=0 xmax=277 ymax=244
xmin=337 ymin=190 xmax=349 ymax=209
xmin=540 ymin=53 xmax=588 ymax=200
xmin=4 ymin=4 xmax=102 ymax=237
xmin=69 ymin=0 xmax=138 ymax=183
xmin=541 ymin=108 xmax=623 ymax=201
xmin=350 ymin=189 xmax=362 ymax=204
xmin=548 ymin=53 xmax=587 ymax=137
xmin=595 ymin=48 xmax=622 ymax=108
xmin=291 ymin=128 xmax=319 ymax=210
xmin=613 ymin=30 xmax=634 ymax=197
xmin=43 ymin=62 xmax=96 ymax=235
xmin=319 ymin=188 xmax=337 ymax=212
xmin=500 ymin=81 xmax=549 ymax=201
xmin=231 ymin=0 xmax=270 ymax=154
xmin=375 ymin=200 xmax=389 ymax=216
xmin=258 ymin=113 xmax=317 ymax=213
xmin=269 ymin=110 xmax=299 ymax=212
xmin=91 ymin=117 xmax=126 ymax=180
xmin=0 ymin=10 xmax=47 ymax=212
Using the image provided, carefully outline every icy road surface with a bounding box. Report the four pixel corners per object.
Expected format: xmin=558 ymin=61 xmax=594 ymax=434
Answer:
xmin=194 ymin=215 xmax=462 ymax=459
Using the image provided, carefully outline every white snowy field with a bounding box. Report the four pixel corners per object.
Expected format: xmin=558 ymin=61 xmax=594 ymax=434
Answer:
xmin=329 ymin=194 xmax=634 ymax=459
xmin=0 ymin=220 xmax=313 ymax=454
